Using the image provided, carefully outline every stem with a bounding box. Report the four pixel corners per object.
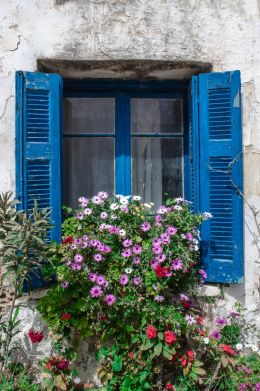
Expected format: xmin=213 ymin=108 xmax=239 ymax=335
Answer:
xmin=0 ymin=280 xmax=19 ymax=378
xmin=205 ymin=360 xmax=222 ymax=391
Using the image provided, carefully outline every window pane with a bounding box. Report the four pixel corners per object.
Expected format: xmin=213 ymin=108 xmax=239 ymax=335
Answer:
xmin=64 ymin=98 xmax=115 ymax=134
xmin=63 ymin=138 xmax=115 ymax=208
xmin=131 ymin=137 xmax=183 ymax=208
xmin=131 ymin=98 xmax=183 ymax=134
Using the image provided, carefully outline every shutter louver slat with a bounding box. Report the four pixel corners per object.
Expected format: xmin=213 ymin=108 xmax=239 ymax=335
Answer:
xmin=194 ymin=70 xmax=243 ymax=283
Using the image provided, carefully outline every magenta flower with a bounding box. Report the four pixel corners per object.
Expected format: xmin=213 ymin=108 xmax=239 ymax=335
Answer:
xmin=90 ymin=285 xmax=103 ymax=298
xmin=72 ymin=263 xmax=82 ymax=271
xmin=123 ymin=239 xmax=133 ymax=248
xmin=211 ymin=330 xmax=221 ymax=340
xmin=119 ymin=274 xmax=129 ymax=285
xmin=179 ymin=293 xmax=190 ymax=302
xmin=89 ymin=239 xmax=98 ymax=247
xmin=167 ymin=226 xmax=178 ymax=236
xmin=133 ymin=257 xmax=141 ymax=265
xmin=152 ymin=246 xmax=163 ymax=255
xmin=96 ymin=276 xmax=107 ymax=286
xmin=155 ymin=215 xmax=162 ymax=227
xmin=152 ymin=237 xmax=161 ymax=246
xmin=94 ymin=253 xmax=103 ymax=262
xmin=88 ymin=272 xmax=97 ymax=282
xmin=74 ymin=254 xmax=83 ymax=263
xmin=198 ymin=269 xmax=207 ymax=279
xmin=172 ymin=258 xmax=183 ymax=271
xmin=97 ymin=243 xmax=105 ymax=251
xmin=103 ymin=245 xmax=112 ymax=253
xmin=185 ymin=232 xmax=193 ymax=241
xmin=121 ymin=248 xmax=132 ymax=258
xmin=150 ymin=259 xmax=159 ymax=269
xmin=74 ymin=238 xmax=82 ymax=246
xmin=229 ymin=310 xmax=240 ymax=317
xmin=156 ymin=253 xmax=166 ymax=263
xmin=132 ymin=244 xmax=142 ymax=255
xmin=160 ymin=233 xmax=170 ymax=244
xmin=61 ymin=281 xmax=69 ymax=289
xmin=104 ymin=294 xmax=116 ymax=306
xmin=216 ymin=318 xmax=227 ymax=326
xmin=133 ymin=276 xmax=141 ymax=286
xmin=140 ymin=222 xmax=151 ymax=232
xmin=109 ymin=226 xmax=120 ymax=234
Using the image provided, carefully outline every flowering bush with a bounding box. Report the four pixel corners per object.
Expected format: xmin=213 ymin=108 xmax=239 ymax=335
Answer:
xmin=38 ymin=193 xmax=259 ymax=390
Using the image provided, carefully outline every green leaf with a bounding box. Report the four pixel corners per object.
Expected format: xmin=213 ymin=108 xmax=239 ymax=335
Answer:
xmin=162 ymin=346 xmax=173 ymax=360
xmin=154 ymin=342 xmax=162 ymax=356
xmin=141 ymin=339 xmax=155 ymax=351
xmin=193 ymin=366 xmax=207 ymax=375
xmin=158 ymin=332 xmax=164 ymax=341
xmin=111 ymin=355 xmax=123 ymax=372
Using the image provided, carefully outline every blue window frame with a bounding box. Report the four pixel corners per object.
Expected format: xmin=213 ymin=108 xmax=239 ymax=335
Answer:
xmin=16 ymin=71 xmax=243 ymax=286
xmin=63 ymin=79 xmax=190 ymax=207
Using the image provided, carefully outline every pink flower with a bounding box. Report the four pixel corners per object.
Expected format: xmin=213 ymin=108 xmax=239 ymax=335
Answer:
xmin=171 ymin=258 xmax=183 ymax=271
xmin=104 ymin=294 xmax=116 ymax=306
xmin=216 ymin=318 xmax=227 ymax=326
xmin=211 ymin=330 xmax=221 ymax=340
xmin=156 ymin=253 xmax=166 ymax=263
xmin=133 ymin=257 xmax=141 ymax=265
xmin=121 ymin=248 xmax=132 ymax=258
xmin=152 ymin=246 xmax=163 ymax=255
xmin=132 ymin=245 xmax=142 ymax=255
xmin=198 ymin=269 xmax=207 ymax=279
xmin=94 ymin=253 xmax=103 ymax=262
xmin=123 ymin=239 xmax=133 ymax=248
xmin=90 ymin=285 xmax=103 ymax=298
xmin=167 ymin=226 xmax=178 ymax=236
xmin=140 ymin=222 xmax=151 ymax=232
xmin=88 ymin=272 xmax=97 ymax=282
xmin=133 ymin=276 xmax=142 ymax=286
xmin=74 ymin=254 xmax=83 ymax=262
xmin=96 ymin=276 xmax=107 ymax=286
xmin=119 ymin=274 xmax=129 ymax=285
xmin=185 ymin=232 xmax=193 ymax=241
xmin=160 ymin=233 xmax=170 ymax=244
xmin=61 ymin=281 xmax=69 ymax=289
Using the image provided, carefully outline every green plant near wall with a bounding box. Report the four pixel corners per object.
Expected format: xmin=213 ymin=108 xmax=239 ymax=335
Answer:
xmin=0 ymin=192 xmax=51 ymax=379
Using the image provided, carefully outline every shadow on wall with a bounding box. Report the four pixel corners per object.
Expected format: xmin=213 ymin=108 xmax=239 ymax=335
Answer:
xmin=55 ymin=0 xmax=72 ymax=4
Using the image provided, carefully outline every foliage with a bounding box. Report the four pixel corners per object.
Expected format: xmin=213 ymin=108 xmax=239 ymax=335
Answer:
xmin=0 ymin=192 xmax=51 ymax=377
xmin=0 ymin=367 xmax=40 ymax=391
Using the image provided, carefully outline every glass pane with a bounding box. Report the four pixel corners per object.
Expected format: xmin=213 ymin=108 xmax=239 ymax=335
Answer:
xmin=131 ymin=98 xmax=183 ymax=134
xmin=63 ymin=138 xmax=115 ymax=208
xmin=131 ymin=137 xmax=183 ymax=208
xmin=64 ymin=98 xmax=115 ymax=134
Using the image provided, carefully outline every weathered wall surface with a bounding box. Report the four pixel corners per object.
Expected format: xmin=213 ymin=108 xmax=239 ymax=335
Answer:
xmin=0 ymin=0 xmax=259 ymax=378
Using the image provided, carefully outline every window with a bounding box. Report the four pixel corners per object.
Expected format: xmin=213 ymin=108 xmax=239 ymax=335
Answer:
xmin=62 ymin=81 xmax=188 ymax=210
xmin=15 ymin=70 xmax=243 ymax=284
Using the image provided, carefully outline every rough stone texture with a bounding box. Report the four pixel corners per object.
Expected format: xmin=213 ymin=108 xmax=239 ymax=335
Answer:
xmin=0 ymin=0 xmax=260 ymax=380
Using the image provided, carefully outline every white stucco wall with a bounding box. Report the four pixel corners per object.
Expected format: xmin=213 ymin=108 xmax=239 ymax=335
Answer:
xmin=0 ymin=0 xmax=259 ymax=361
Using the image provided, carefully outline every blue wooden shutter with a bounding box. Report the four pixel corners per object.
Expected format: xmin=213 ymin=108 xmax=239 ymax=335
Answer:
xmin=16 ymin=71 xmax=62 ymax=243
xmin=192 ymin=71 xmax=243 ymax=283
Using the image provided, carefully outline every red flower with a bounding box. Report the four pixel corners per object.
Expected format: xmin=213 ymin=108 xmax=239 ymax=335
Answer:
xmin=180 ymin=356 xmax=187 ymax=366
xmin=154 ymin=265 xmax=172 ymax=278
xmin=128 ymin=352 xmax=135 ymax=359
xmin=146 ymin=324 xmax=157 ymax=339
xmin=186 ymin=350 xmax=195 ymax=362
xmin=28 ymin=329 xmax=44 ymax=343
xmin=165 ymin=384 xmax=175 ymax=390
xmin=164 ymin=331 xmax=177 ymax=345
xmin=62 ymin=236 xmax=73 ymax=244
xmin=100 ymin=314 xmax=108 ymax=321
xmin=56 ymin=359 xmax=69 ymax=370
xmin=181 ymin=301 xmax=191 ymax=308
xmin=61 ymin=313 xmax=71 ymax=321
xmin=197 ymin=316 xmax=203 ymax=325
xmin=45 ymin=363 xmax=52 ymax=369
xmin=220 ymin=344 xmax=236 ymax=356
xmin=166 ymin=324 xmax=171 ymax=330
xmin=199 ymin=330 xmax=205 ymax=336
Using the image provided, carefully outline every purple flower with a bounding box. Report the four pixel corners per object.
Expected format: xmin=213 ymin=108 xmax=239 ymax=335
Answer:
xmin=81 ymin=242 xmax=88 ymax=249
xmin=98 ymin=191 xmax=108 ymax=199
xmin=96 ymin=276 xmax=106 ymax=286
xmin=104 ymin=294 xmax=116 ymax=306
xmin=150 ymin=259 xmax=159 ymax=269
xmin=185 ymin=232 xmax=193 ymax=241
xmin=66 ymin=259 xmax=72 ymax=268
xmin=172 ymin=258 xmax=183 ymax=271
xmin=155 ymin=215 xmax=162 ymax=227
xmin=216 ymin=318 xmax=227 ymax=326
xmin=100 ymin=212 xmax=108 ymax=219
xmin=160 ymin=233 xmax=170 ymax=244
xmin=133 ymin=257 xmax=141 ymax=265
xmin=74 ymin=254 xmax=83 ymax=263
xmin=97 ymin=243 xmax=105 ymax=251
xmin=89 ymin=239 xmax=98 ymax=247
xmin=152 ymin=237 xmax=161 ymax=246
xmin=121 ymin=248 xmax=132 ymax=258
xmin=103 ymin=245 xmax=112 ymax=253
xmin=61 ymin=281 xmax=69 ymax=289
xmin=140 ymin=222 xmax=151 ymax=232
xmin=72 ymin=263 xmax=82 ymax=271
xmin=70 ymin=244 xmax=77 ymax=250
xmin=156 ymin=253 xmax=166 ymax=263
xmin=109 ymin=226 xmax=120 ymax=234
xmin=166 ymin=226 xmax=178 ymax=236
xmin=152 ymin=246 xmax=163 ymax=255
xmin=123 ymin=239 xmax=133 ymax=248
xmin=119 ymin=274 xmax=129 ymax=285
xmin=154 ymin=295 xmax=165 ymax=302
xmin=76 ymin=213 xmax=84 ymax=220
xmin=88 ymin=272 xmax=97 ymax=282
xmin=92 ymin=195 xmax=103 ymax=205
xmin=229 ymin=310 xmax=240 ymax=317
xmin=83 ymin=208 xmax=92 ymax=216
xmin=94 ymin=253 xmax=103 ymax=262
xmin=90 ymin=285 xmax=103 ymax=298
xmin=211 ymin=330 xmax=221 ymax=340
xmin=120 ymin=206 xmax=129 ymax=213
xmin=198 ymin=269 xmax=207 ymax=279
xmin=132 ymin=245 xmax=142 ymax=255
xmin=133 ymin=276 xmax=141 ymax=286
xmin=74 ymin=238 xmax=82 ymax=246
xmin=256 ymin=383 xmax=260 ymax=391
xmin=238 ymin=384 xmax=247 ymax=391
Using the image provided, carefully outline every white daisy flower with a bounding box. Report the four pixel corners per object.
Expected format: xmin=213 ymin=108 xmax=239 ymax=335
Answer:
xmin=110 ymin=203 xmax=119 ymax=210
xmin=203 ymin=337 xmax=209 ymax=344
xmin=119 ymin=229 xmax=126 ymax=237
xmin=133 ymin=195 xmax=141 ymax=201
xmin=125 ymin=268 xmax=133 ymax=274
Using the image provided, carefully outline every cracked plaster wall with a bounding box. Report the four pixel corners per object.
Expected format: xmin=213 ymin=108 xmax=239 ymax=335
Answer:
xmin=0 ymin=0 xmax=260 ymax=378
